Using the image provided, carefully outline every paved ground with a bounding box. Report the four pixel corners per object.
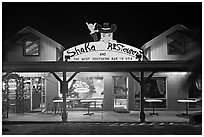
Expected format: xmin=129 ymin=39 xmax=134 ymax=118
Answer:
xmin=2 ymin=110 xmax=202 ymax=135
xmin=2 ymin=122 xmax=202 ymax=135
xmin=3 ymin=110 xmax=191 ymax=122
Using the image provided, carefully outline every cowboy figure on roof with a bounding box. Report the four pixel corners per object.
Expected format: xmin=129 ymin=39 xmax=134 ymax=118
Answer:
xmin=86 ymin=22 xmax=117 ymax=44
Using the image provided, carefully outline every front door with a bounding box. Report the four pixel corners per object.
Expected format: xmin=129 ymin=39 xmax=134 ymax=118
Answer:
xmin=113 ymin=76 xmax=128 ymax=110
xmin=31 ymin=77 xmax=42 ymax=111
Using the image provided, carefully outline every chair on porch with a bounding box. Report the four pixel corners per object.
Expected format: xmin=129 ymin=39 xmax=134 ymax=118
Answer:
xmin=45 ymin=101 xmax=54 ymax=113
xmin=46 ymin=96 xmax=62 ymax=114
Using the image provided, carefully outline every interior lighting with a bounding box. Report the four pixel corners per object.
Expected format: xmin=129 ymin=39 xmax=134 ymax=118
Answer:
xmin=74 ymin=88 xmax=90 ymax=93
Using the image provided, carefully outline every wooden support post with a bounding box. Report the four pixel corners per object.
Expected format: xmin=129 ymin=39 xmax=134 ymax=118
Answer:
xmin=144 ymin=71 xmax=157 ymax=83
xmin=140 ymin=71 xmax=145 ymax=123
xmin=128 ymin=72 xmax=141 ymax=84
xmin=50 ymin=71 xmax=78 ymax=122
xmin=66 ymin=72 xmax=78 ymax=82
xmin=50 ymin=72 xmax=62 ymax=82
xmin=61 ymin=71 xmax=79 ymax=123
xmin=128 ymin=71 xmax=145 ymax=122
xmin=62 ymin=71 xmax=68 ymax=123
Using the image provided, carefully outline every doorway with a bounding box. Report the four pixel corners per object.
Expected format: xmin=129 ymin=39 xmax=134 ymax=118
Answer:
xmin=113 ymin=76 xmax=128 ymax=110
xmin=31 ymin=77 xmax=45 ymax=112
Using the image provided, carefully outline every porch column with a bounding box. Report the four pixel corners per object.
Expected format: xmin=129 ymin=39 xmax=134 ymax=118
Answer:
xmin=140 ymin=71 xmax=145 ymax=123
xmin=62 ymin=71 xmax=68 ymax=123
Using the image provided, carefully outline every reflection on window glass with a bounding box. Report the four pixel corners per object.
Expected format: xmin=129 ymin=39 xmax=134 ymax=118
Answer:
xmin=167 ymin=38 xmax=185 ymax=55
xmin=188 ymin=83 xmax=202 ymax=98
xmin=31 ymin=77 xmax=42 ymax=93
xmin=135 ymin=77 xmax=167 ymax=108
xmin=66 ymin=77 xmax=104 ymax=108
xmin=114 ymin=76 xmax=128 ymax=97
xmin=188 ymin=81 xmax=202 ymax=108
xmin=144 ymin=79 xmax=166 ymax=98
xmin=113 ymin=76 xmax=128 ymax=109
xmin=68 ymin=77 xmax=104 ymax=99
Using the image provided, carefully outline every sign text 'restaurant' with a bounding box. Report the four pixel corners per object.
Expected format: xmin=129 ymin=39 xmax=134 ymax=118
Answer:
xmin=63 ymin=42 xmax=143 ymax=61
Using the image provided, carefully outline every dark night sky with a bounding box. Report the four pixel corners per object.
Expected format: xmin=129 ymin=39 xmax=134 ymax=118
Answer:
xmin=2 ymin=2 xmax=202 ymax=49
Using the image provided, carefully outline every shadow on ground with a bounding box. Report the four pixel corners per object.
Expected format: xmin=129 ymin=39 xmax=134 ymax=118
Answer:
xmin=2 ymin=122 xmax=202 ymax=135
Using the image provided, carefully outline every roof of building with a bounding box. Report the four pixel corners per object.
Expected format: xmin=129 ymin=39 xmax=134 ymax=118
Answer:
xmin=18 ymin=26 xmax=65 ymax=51
xmin=4 ymin=26 xmax=65 ymax=51
xmin=141 ymin=24 xmax=191 ymax=50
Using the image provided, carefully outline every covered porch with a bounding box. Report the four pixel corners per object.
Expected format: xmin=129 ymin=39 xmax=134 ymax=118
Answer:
xmin=2 ymin=61 xmax=195 ymax=123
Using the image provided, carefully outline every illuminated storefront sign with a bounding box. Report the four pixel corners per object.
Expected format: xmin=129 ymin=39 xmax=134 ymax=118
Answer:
xmin=8 ymin=79 xmax=17 ymax=90
xmin=24 ymin=40 xmax=40 ymax=56
xmin=74 ymin=88 xmax=89 ymax=93
xmin=73 ymin=81 xmax=90 ymax=93
xmin=63 ymin=41 xmax=143 ymax=62
xmin=17 ymin=72 xmax=49 ymax=77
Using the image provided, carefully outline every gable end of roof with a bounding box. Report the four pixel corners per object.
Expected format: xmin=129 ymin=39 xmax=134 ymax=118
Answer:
xmin=18 ymin=26 xmax=65 ymax=51
xmin=141 ymin=24 xmax=189 ymax=50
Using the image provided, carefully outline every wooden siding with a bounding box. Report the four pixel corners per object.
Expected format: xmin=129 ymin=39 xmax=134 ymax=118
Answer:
xmin=146 ymin=37 xmax=201 ymax=61
xmin=6 ymin=38 xmax=57 ymax=62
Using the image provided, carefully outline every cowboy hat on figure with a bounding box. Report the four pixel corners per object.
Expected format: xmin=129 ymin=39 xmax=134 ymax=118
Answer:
xmin=86 ymin=22 xmax=117 ymax=43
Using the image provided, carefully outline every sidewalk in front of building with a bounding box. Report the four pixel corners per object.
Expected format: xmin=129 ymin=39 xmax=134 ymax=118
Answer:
xmin=3 ymin=110 xmax=196 ymax=123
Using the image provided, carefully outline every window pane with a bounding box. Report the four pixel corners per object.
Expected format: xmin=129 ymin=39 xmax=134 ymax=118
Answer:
xmin=135 ymin=77 xmax=167 ymax=108
xmin=167 ymin=39 xmax=185 ymax=55
xmin=67 ymin=77 xmax=104 ymax=108
xmin=188 ymin=81 xmax=202 ymax=109
xmin=113 ymin=76 xmax=128 ymax=109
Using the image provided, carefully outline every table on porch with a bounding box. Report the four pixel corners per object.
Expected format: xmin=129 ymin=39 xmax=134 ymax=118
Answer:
xmin=145 ymin=99 xmax=163 ymax=116
xmin=53 ymin=99 xmax=71 ymax=114
xmin=177 ymin=99 xmax=197 ymax=115
xmin=80 ymin=99 xmax=97 ymax=116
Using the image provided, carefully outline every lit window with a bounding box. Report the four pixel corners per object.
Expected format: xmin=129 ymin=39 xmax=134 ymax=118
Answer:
xmin=59 ymin=77 xmax=104 ymax=109
xmin=113 ymin=76 xmax=128 ymax=110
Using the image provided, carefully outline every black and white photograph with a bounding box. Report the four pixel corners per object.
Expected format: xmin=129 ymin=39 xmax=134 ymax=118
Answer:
xmin=2 ymin=1 xmax=202 ymax=135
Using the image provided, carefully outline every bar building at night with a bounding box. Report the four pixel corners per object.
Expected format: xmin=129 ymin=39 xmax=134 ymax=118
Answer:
xmin=2 ymin=23 xmax=201 ymax=122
